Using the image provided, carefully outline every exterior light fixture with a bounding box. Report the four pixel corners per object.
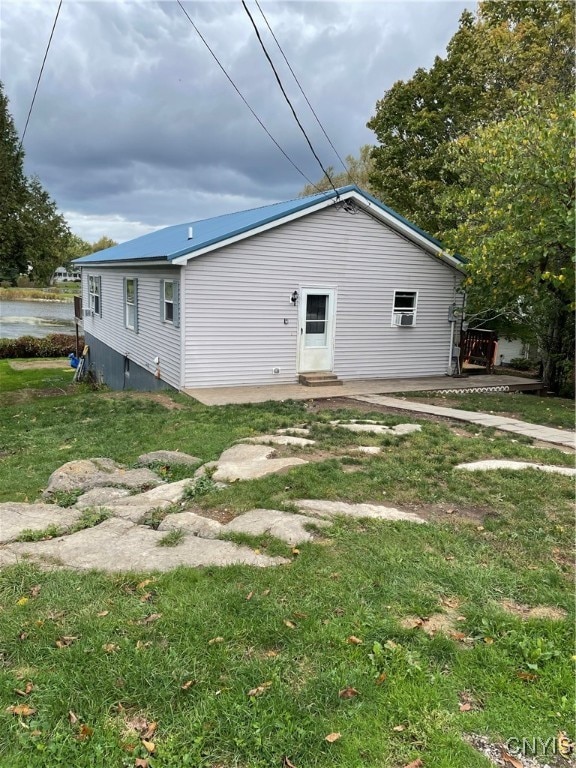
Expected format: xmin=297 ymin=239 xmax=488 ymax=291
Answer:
xmin=290 ymin=290 xmax=299 ymax=305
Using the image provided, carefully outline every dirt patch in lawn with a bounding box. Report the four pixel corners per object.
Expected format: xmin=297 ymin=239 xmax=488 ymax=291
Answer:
xmin=307 ymin=396 xmax=457 ymax=427
xmin=102 ymin=391 xmax=185 ymax=410
xmin=404 ymin=501 xmax=494 ymax=525
xmin=9 ymin=359 xmax=71 ymax=370
xmin=183 ymin=502 xmax=236 ymax=525
xmin=498 ymin=599 xmax=567 ymax=621
xmin=400 ymin=598 xmax=470 ymax=642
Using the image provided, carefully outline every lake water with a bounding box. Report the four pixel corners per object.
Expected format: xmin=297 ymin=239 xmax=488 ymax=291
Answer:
xmin=0 ymin=300 xmax=76 ymax=339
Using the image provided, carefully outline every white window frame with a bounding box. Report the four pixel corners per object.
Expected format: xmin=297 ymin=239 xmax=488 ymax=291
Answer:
xmin=391 ymin=289 xmax=418 ymax=327
xmin=125 ymin=278 xmax=137 ymax=331
xmin=88 ymin=275 xmax=101 ymax=316
xmin=163 ymin=280 xmax=174 ymax=323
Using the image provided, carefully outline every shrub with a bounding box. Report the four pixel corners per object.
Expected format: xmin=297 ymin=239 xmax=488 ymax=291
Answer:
xmin=507 ymin=357 xmax=533 ymax=371
xmin=0 ymin=334 xmax=83 ymax=359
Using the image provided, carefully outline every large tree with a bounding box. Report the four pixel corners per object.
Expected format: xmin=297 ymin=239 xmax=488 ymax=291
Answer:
xmin=0 ymin=82 xmax=72 ymax=285
xmin=299 ymin=145 xmax=376 ymax=197
xmin=438 ymin=95 xmax=574 ymax=394
xmin=367 ymin=1 xmax=574 ymax=235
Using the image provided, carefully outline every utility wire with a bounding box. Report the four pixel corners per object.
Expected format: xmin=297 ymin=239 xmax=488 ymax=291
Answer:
xmin=19 ymin=0 xmax=63 ymax=150
xmin=254 ymin=0 xmax=350 ymax=180
xmin=176 ymin=0 xmax=323 ymax=193
xmin=241 ymin=0 xmax=339 ymax=196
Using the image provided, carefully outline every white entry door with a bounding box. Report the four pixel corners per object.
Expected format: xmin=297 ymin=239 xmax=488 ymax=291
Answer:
xmin=298 ymin=288 xmax=336 ymax=372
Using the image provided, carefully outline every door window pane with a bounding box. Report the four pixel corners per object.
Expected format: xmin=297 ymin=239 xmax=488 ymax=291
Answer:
xmin=305 ymin=294 xmax=328 ymax=346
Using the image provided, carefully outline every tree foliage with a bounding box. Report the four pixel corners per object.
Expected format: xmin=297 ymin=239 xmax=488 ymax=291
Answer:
xmin=367 ymin=1 xmax=574 ymax=234
xmin=299 ymin=145 xmax=376 ymax=197
xmin=0 ymin=82 xmax=73 ymax=285
xmin=438 ymin=95 xmax=575 ymax=394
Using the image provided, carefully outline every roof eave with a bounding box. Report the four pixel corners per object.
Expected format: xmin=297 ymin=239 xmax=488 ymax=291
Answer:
xmin=172 ymin=187 xmax=466 ymax=272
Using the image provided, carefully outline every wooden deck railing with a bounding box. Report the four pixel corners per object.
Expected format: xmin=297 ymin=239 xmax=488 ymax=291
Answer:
xmin=460 ymin=329 xmax=498 ymax=372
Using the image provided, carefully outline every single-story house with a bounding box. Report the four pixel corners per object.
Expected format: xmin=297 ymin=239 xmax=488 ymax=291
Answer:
xmin=74 ymin=185 xmax=465 ymax=392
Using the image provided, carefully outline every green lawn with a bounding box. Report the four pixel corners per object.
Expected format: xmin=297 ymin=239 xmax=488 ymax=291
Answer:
xmin=0 ymin=368 xmax=573 ymax=767
xmin=0 ymin=359 xmax=75 ymax=393
xmin=398 ymin=391 xmax=575 ymax=430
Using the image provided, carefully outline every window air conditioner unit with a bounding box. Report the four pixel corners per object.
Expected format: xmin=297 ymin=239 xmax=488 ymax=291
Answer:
xmin=83 ymin=309 xmax=91 ymax=318
xmin=394 ymin=313 xmax=414 ymax=326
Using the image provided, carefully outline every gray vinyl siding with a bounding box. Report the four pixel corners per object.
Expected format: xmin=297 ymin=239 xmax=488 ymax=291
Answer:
xmin=183 ymin=206 xmax=463 ymax=388
xmin=81 ymin=266 xmax=181 ymax=388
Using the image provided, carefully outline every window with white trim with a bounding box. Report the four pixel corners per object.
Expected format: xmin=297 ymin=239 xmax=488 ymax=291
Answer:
xmin=392 ymin=290 xmax=417 ymax=327
xmin=88 ymin=275 xmax=101 ymax=316
xmin=160 ymin=279 xmax=180 ymax=327
xmin=125 ymin=278 xmax=138 ymax=331
xmin=163 ymin=280 xmax=174 ymax=322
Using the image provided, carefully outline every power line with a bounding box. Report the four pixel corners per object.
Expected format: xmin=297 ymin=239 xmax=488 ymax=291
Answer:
xmin=19 ymin=0 xmax=63 ymax=150
xmin=176 ymin=0 xmax=323 ymax=193
xmin=254 ymin=0 xmax=350 ymax=180
xmin=241 ymin=0 xmax=339 ymax=196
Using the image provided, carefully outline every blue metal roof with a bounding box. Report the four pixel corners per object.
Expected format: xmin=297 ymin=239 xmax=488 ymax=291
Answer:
xmin=74 ymin=185 xmax=461 ymax=265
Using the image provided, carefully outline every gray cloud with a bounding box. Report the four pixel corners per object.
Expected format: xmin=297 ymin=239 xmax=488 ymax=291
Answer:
xmin=1 ymin=0 xmax=472 ymax=242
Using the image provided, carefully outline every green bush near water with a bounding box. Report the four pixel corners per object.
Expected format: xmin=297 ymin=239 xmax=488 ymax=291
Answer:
xmin=0 ymin=334 xmax=83 ymax=359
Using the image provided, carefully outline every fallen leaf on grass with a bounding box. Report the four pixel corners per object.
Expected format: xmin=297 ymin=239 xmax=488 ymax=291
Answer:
xmin=516 ymin=670 xmax=538 ymax=682
xmin=261 ymin=589 xmax=271 ymax=596
xmin=375 ymin=673 xmax=387 ymax=685
xmin=102 ymin=643 xmax=119 ymax=653
xmin=77 ymin=724 xmax=94 ymax=740
xmin=68 ymin=711 xmax=79 ymax=724
xmin=338 ymin=687 xmax=359 ymax=699
xmin=245 ymin=591 xmax=254 ymax=601
xmin=97 ymin=610 xmax=109 ymax=617
xmin=139 ymin=592 xmax=153 ymax=602
xmin=16 ymin=597 xmax=29 ymax=606
xmin=29 ymin=585 xmax=41 ymax=598
xmin=347 ymin=635 xmax=362 ymax=645
xmin=283 ymin=619 xmax=296 ymax=629
xmin=134 ymin=759 xmax=149 ymax=768
xmin=247 ymin=681 xmax=272 ymax=697
xmin=55 ymin=636 xmax=79 ymax=648
xmin=293 ymin=611 xmax=308 ymax=619
xmin=325 ymin=732 xmax=341 ymax=743
xmin=142 ymin=722 xmax=157 ymax=740
xmin=142 ymin=740 xmax=155 ymax=753
xmin=403 ymin=760 xmax=423 ymax=768
xmin=181 ymin=680 xmax=197 ymax=690
xmin=135 ymin=640 xmax=152 ymax=650
xmin=500 ymin=750 xmax=522 ymax=768
xmin=18 ymin=632 xmax=28 ymax=641
xmin=14 ymin=682 xmax=34 ymax=697
xmin=449 ymin=631 xmax=468 ymax=642
xmin=6 ymin=704 xmax=36 ymax=717
xmin=208 ymin=636 xmax=224 ymax=645
xmin=282 ymin=757 xmax=297 ymax=768
xmin=458 ymin=702 xmax=472 ymax=712
xmin=136 ymin=579 xmax=153 ymax=590
xmin=138 ymin=613 xmax=161 ymax=625
xmin=292 ymin=548 xmax=300 ymax=555
xmin=392 ymin=724 xmax=406 ymax=732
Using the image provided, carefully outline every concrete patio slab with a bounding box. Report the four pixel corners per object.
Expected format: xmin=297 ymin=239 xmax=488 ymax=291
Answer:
xmin=183 ymin=375 xmax=541 ymax=406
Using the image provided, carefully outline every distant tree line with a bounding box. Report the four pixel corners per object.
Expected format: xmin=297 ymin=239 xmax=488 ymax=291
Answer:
xmin=0 ymin=82 xmax=116 ymax=287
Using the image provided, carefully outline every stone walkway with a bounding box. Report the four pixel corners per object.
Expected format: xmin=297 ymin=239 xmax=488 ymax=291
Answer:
xmin=354 ymin=395 xmax=575 ymax=449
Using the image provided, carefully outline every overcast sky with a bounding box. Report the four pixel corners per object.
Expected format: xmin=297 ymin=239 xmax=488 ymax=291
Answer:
xmin=2 ymin=0 xmax=472 ymax=243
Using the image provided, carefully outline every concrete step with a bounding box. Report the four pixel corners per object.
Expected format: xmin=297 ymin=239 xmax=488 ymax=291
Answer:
xmin=299 ymin=373 xmax=343 ymax=387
